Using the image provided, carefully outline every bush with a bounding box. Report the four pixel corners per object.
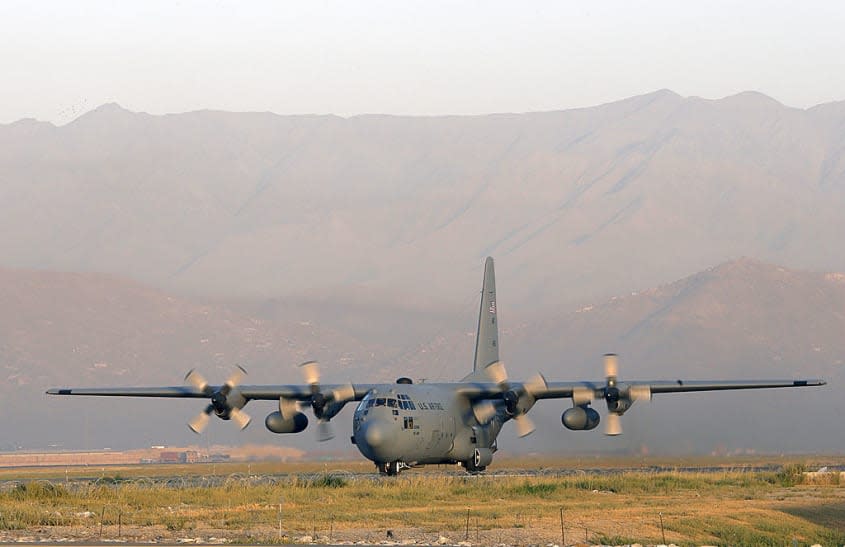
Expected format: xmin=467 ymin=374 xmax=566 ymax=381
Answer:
xmin=9 ymin=481 xmax=68 ymax=500
xmin=308 ymin=474 xmax=348 ymax=488
xmin=774 ymin=463 xmax=806 ymax=487
xmin=510 ymin=481 xmax=558 ymax=496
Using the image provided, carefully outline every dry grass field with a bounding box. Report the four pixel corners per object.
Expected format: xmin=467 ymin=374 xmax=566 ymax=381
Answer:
xmin=1 ymin=456 xmax=844 ymax=546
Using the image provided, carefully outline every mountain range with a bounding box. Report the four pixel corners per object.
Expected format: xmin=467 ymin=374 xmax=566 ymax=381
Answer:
xmin=2 ymin=90 xmax=844 ymax=310
xmin=2 ymin=90 xmax=843 ymax=455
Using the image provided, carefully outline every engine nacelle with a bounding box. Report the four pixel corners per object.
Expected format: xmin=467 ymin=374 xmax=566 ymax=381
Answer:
xmin=562 ymin=406 xmax=600 ymax=431
xmin=265 ymin=411 xmax=308 ymax=434
xmin=212 ymin=389 xmax=246 ymax=419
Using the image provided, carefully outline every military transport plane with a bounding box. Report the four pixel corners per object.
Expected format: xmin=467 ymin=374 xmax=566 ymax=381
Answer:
xmin=48 ymin=257 xmax=825 ymax=475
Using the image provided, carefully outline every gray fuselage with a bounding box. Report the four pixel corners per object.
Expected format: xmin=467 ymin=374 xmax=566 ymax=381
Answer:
xmin=351 ymin=383 xmax=503 ymax=467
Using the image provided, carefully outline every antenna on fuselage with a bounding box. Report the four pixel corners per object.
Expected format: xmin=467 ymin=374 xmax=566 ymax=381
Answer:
xmin=473 ymin=256 xmax=499 ymax=372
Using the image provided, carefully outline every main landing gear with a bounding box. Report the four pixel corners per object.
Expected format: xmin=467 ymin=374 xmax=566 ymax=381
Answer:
xmin=377 ymin=461 xmax=409 ymax=476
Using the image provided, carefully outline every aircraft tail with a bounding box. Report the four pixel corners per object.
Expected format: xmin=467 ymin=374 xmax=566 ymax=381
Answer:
xmin=472 ymin=256 xmax=499 ymax=372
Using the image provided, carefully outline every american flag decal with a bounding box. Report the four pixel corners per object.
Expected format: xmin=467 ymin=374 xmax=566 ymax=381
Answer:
xmin=489 ymin=301 xmax=496 ymax=315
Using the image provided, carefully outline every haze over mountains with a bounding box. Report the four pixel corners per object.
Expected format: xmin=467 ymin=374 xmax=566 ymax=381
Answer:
xmin=2 ymin=90 xmax=844 ymax=309
xmin=1 ymin=90 xmax=843 ymax=454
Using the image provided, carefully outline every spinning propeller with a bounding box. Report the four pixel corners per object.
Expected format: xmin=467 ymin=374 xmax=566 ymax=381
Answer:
xmin=299 ymin=361 xmax=355 ymax=441
xmin=186 ymin=365 xmax=251 ymax=434
xmin=472 ymin=361 xmax=547 ymax=437
xmin=600 ymin=354 xmax=651 ymax=436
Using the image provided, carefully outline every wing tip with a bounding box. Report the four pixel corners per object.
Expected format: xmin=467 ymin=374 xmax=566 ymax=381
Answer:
xmin=793 ymin=379 xmax=826 ymax=387
xmin=792 ymin=378 xmax=827 ymax=387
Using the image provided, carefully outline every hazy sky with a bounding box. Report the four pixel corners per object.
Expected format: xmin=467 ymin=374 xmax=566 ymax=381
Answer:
xmin=1 ymin=1 xmax=844 ymax=124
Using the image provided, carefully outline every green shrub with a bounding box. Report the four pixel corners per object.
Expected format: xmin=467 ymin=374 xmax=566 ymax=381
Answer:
xmin=774 ymin=463 xmax=807 ymax=486
xmin=510 ymin=481 xmax=558 ymax=496
xmin=307 ymin=474 xmax=348 ymax=488
xmin=9 ymin=481 xmax=67 ymax=500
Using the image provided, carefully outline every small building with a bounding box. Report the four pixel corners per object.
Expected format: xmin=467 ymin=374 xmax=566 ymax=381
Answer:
xmin=159 ymin=451 xmax=187 ymax=464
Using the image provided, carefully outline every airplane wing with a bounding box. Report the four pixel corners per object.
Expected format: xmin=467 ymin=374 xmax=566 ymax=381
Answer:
xmin=47 ymin=362 xmax=379 ymax=438
xmin=537 ymin=378 xmax=827 ymax=399
xmin=50 ymin=378 xmax=824 ymax=400
xmin=457 ymin=374 xmax=825 ymax=436
xmin=46 ymin=384 xmax=378 ymax=400
xmin=48 ymin=386 xmax=210 ymax=398
xmin=455 ymin=378 xmax=826 ymax=400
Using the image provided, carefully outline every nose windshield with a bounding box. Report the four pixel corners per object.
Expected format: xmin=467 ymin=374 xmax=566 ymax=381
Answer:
xmin=357 ymin=392 xmax=417 ymax=413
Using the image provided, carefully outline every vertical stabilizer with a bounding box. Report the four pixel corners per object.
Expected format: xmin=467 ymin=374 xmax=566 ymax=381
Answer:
xmin=473 ymin=257 xmax=499 ymax=372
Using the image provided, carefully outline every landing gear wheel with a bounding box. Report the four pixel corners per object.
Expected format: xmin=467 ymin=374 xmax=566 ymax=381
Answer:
xmin=464 ymin=460 xmax=486 ymax=475
xmin=378 ymin=461 xmax=401 ymax=476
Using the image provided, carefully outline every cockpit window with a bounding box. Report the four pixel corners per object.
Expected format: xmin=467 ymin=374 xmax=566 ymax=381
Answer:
xmin=387 ymin=399 xmax=397 ymax=408
xmin=367 ymin=399 xmax=375 ymax=408
xmin=375 ymin=398 xmax=386 ymax=406
xmin=395 ymin=393 xmax=416 ymax=410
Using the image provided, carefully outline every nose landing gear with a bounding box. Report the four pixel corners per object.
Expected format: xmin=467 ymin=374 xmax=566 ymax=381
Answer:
xmin=463 ymin=459 xmax=486 ymax=474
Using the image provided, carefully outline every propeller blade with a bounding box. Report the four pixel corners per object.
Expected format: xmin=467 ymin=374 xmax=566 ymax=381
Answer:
xmin=604 ymin=353 xmax=619 ymax=381
xmin=279 ymin=397 xmax=299 ymax=420
xmin=300 ymin=361 xmax=320 ymax=386
xmin=225 ymin=365 xmax=247 ymax=388
xmin=484 ymin=361 xmax=509 ymax=385
xmin=185 ymin=369 xmax=209 ymax=393
xmin=316 ymin=419 xmax=335 ymax=442
xmin=472 ymin=401 xmax=497 ymax=424
xmin=331 ymin=383 xmax=355 ymax=402
xmin=523 ymin=373 xmax=548 ymax=396
xmin=229 ymin=407 xmax=251 ymax=430
xmin=188 ymin=405 xmax=213 ymax=434
xmin=514 ymin=414 xmax=535 ymax=437
xmin=605 ymin=412 xmax=622 ymax=436
xmin=629 ymin=385 xmax=652 ymax=401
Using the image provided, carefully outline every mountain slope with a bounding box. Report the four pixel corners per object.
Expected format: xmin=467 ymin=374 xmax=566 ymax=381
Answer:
xmin=516 ymin=258 xmax=844 ymax=378
xmin=0 ymin=267 xmax=378 ymax=390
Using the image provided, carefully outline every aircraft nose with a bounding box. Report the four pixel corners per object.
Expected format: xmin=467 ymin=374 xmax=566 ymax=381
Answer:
xmin=363 ymin=420 xmax=392 ymax=448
